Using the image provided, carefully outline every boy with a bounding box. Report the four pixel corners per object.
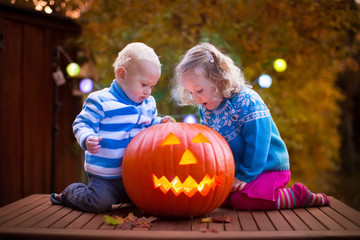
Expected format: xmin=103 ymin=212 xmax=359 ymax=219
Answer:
xmin=51 ymin=42 xmax=173 ymax=212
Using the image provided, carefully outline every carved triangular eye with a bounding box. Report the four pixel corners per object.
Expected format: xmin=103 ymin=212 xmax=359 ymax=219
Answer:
xmin=161 ymin=133 xmax=181 ymax=146
xmin=192 ymin=133 xmax=210 ymax=143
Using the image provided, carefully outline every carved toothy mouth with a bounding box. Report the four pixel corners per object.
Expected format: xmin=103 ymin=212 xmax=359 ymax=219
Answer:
xmin=153 ymin=174 xmax=222 ymax=198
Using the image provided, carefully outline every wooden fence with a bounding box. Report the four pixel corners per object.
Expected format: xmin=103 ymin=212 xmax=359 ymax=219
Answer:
xmin=0 ymin=2 xmax=83 ymax=207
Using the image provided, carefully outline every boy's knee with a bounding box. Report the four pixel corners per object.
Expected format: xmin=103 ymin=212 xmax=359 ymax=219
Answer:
xmin=87 ymin=203 xmax=112 ymax=213
xmin=85 ymin=196 xmax=115 ymax=213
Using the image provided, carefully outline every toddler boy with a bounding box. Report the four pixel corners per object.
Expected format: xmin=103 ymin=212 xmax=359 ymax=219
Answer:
xmin=50 ymin=42 xmax=173 ymax=212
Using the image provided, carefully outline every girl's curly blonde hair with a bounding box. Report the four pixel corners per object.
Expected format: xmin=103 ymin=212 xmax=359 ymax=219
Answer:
xmin=171 ymin=42 xmax=250 ymax=106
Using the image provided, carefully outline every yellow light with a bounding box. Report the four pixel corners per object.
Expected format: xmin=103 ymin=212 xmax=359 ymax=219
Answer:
xmin=273 ymin=58 xmax=287 ymax=72
xmin=66 ymin=62 xmax=80 ymax=77
xmin=153 ymin=174 xmax=222 ymax=198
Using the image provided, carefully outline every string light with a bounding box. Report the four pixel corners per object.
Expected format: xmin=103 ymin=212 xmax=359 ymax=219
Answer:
xmin=66 ymin=62 xmax=80 ymax=77
xmin=79 ymin=78 xmax=94 ymax=93
xmin=258 ymin=74 xmax=272 ymax=88
xmin=273 ymin=58 xmax=287 ymax=72
xmin=183 ymin=114 xmax=198 ymax=123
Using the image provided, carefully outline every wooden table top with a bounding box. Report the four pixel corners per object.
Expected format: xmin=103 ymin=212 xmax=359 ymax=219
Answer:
xmin=0 ymin=194 xmax=359 ymax=239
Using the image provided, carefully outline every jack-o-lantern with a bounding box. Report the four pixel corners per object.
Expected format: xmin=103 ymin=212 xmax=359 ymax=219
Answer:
xmin=122 ymin=123 xmax=234 ymax=218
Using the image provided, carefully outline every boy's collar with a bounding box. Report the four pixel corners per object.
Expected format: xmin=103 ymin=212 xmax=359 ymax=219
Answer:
xmin=110 ymin=79 xmax=140 ymax=105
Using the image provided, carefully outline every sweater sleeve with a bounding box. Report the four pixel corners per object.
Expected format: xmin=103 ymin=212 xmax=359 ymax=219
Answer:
xmin=237 ymin=115 xmax=272 ymax=182
xmin=73 ymin=93 xmax=104 ymax=150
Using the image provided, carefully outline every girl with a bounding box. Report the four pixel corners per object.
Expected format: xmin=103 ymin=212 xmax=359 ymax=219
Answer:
xmin=171 ymin=42 xmax=330 ymax=210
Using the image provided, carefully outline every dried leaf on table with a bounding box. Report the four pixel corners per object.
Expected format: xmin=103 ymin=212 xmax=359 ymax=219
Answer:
xmin=125 ymin=212 xmax=137 ymax=222
xmin=136 ymin=216 xmax=158 ymax=225
xmin=212 ymin=216 xmax=232 ymax=223
xmin=119 ymin=221 xmax=136 ymax=230
xmin=104 ymin=213 xmax=157 ymax=229
xmin=103 ymin=215 xmax=124 ymax=225
xmin=201 ymin=217 xmax=212 ymax=223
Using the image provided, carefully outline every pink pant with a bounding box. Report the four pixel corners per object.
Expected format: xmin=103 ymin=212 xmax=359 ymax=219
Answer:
xmin=223 ymin=170 xmax=291 ymax=210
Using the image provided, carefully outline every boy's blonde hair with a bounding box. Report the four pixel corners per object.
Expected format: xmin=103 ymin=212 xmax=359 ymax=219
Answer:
xmin=171 ymin=42 xmax=250 ymax=106
xmin=113 ymin=42 xmax=161 ymax=73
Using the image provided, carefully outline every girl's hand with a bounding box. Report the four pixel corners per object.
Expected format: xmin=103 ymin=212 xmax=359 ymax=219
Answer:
xmin=231 ymin=177 xmax=247 ymax=193
xmin=161 ymin=116 xmax=175 ymax=123
xmin=85 ymin=135 xmax=103 ymax=154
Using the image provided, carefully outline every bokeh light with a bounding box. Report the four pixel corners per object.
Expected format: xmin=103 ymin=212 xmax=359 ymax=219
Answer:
xmin=258 ymin=74 xmax=272 ymax=88
xmin=66 ymin=62 xmax=80 ymax=77
xmin=183 ymin=114 xmax=197 ymax=123
xmin=273 ymin=58 xmax=287 ymax=72
xmin=79 ymin=78 xmax=93 ymax=93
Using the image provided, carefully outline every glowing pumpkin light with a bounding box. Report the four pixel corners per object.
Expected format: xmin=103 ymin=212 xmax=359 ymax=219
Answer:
xmin=122 ymin=123 xmax=234 ymax=218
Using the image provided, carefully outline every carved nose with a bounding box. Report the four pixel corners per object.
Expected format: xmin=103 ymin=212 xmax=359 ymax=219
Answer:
xmin=179 ymin=149 xmax=197 ymax=165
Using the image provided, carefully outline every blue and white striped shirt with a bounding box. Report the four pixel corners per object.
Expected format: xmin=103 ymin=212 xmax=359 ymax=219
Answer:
xmin=73 ymin=79 xmax=161 ymax=179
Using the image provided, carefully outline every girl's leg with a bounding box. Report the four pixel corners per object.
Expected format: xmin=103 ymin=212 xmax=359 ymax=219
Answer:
xmin=276 ymin=183 xmax=330 ymax=209
xmin=229 ymin=183 xmax=330 ymax=210
xmin=230 ymin=192 xmax=274 ymax=210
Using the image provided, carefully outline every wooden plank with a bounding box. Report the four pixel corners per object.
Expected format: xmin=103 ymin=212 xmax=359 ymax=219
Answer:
xmin=251 ymin=211 xmax=276 ymax=231
xmin=266 ymin=210 xmax=293 ymax=231
xmin=22 ymin=23 xmax=48 ymax=196
xmin=1 ymin=194 xmax=360 ymax=240
xmin=329 ymin=196 xmax=360 ymax=227
xmin=207 ymin=207 xmax=225 ymax=232
xmin=2 ymin=199 xmax=53 ymax=227
xmin=150 ymin=218 xmax=192 ymax=231
xmin=17 ymin=204 xmax=64 ymax=228
xmin=191 ymin=215 xmax=208 ymax=232
xmin=0 ymin=195 xmax=44 ymax=219
xmin=307 ymin=207 xmax=344 ymax=230
xmin=221 ymin=208 xmax=241 ymax=231
xmin=65 ymin=212 xmax=96 ymax=229
xmin=293 ymin=208 xmax=327 ymax=230
xmin=32 ymin=206 xmax=73 ymax=228
xmin=1 ymin=227 xmax=360 ymax=240
xmin=0 ymin=196 xmax=49 ymax=225
xmin=49 ymin=209 xmax=84 ymax=229
xmin=280 ymin=209 xmax=310 ymax=231
xmin=319 ymin=205 xmax=360 ymax=230
xmin=82 ymin=210 xmax=112 ymax=230
xmin=237 ymin=211 xmax=258 ymax=231
xmin=0 ymin=18 xmax=23 ymax=208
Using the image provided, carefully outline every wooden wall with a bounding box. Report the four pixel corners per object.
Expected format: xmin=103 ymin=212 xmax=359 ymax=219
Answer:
xmin=0 ymin=3 xmax=83 ymax=206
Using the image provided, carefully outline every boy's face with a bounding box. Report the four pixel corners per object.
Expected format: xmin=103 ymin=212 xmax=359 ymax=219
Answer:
xmin=180 ymin=69 xmax=223 ymax=110
xmin=117 ymin=60 xmax=160 ymax=103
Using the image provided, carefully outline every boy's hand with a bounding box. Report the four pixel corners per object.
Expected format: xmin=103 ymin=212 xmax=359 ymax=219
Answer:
xmin=161 ymin=116 xmax=175 ymax=123
xmin=85 ymin=136 xmax=103 ymax=154
xmin=231 ymin=177 xmax=247 ymax=193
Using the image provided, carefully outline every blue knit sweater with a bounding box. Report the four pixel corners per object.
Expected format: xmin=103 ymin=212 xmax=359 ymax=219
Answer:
xmin=199 ymin=87 xmax=289 ymax=183
xmin=73 ymin=79 xmax=162 ymax=179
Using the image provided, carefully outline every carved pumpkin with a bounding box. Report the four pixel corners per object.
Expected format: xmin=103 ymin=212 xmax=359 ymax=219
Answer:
xmin=122 ymin=122 xmax=234 ymax=218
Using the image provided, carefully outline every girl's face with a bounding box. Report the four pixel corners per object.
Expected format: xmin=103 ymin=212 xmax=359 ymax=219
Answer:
xmin=180 ymin=69 xmax=223 ymax=110
xmin=117 ymin=60 xmax=160 ymax=103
